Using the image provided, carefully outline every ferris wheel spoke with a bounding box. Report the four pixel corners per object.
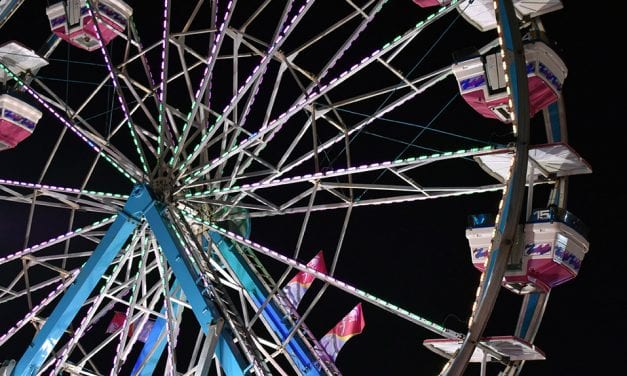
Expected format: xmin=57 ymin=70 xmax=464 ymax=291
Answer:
xmin=37 ymin=37 xmax=163 ymax=181
xmin=171 ymin=0 xmax=320 ymax=176
xmin=150 ymin=234 xmax=180 ymax=376
xmin=154 ymin=0 xmax=172 ymax=168
xmin=29 ymin=57 xmax=155 ymax=178
xmin=168 ymin=0 xmax=238 ymax=169
xmin=0 ymin=270 xmax=70 ymax=304
xmin=251 ymin=185 xmax=505 ymax=219
xmin=267 ymin=0 xmax=386 ymax=126
xmin=33 ymin=67 xmax=158 ymax=165
xmin=60 ymin=231 xmax=176 ymax=373
xmin=0 ymin=181 xmax=126 ymax=213
xmin=181 ymin=144 xmax=503 ymax=202
xmin=0 ymin=214 xmax=117 ymax=265
xmin=229 ymin=0 xmax=296 ymax=131
xmin=235 ymin=188 xmax=322 ymax=336
xmin=125 ymin=27 xmax=178 ymax=162
xmin=279 ymin=0 xmax=461 ymax=127
xmin=330 ymin=35 xmax=499 ymax=110
xmin=179 ymin=46 xmax=458 ymax=197
xmin=190 ymin=215 xmax=463 ymax=341
xmin=210 ymin=0 xmax=303 ymax=178
xmin=276 ymin=202 xmax=352 ymax=359
xmin=178 ymin=50 xmax=466 ymax=197
xmin=250 ymin=187 xmax=320 ymax=326
xmin=296 ymin=0 xmax=386 ymax=85
xmin=214 ymin=59 xmax=312 ymax=194
xmin=109 ymin=230 xmax=154 ymax=375
xmin=84 ymin=3 xmax=152 ymax=176
xmin=183 ymin=183 xmax=510 ymax=225
xmin=0 ymin=268 xmax=79 ymax=348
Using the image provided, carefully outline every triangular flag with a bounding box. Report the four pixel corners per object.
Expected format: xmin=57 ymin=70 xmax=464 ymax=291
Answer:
xmin=320 ymin=303 xmax=365 ymax=361
xmin=106 ymin=311 xmax=155 ymax=343
xmin=282 ymin=251 xmax=327 ymax=308
xmin=105 ymin=311 xmax=127 ymax=334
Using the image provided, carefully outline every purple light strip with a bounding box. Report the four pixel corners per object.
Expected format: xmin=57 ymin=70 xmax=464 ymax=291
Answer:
xmin=86 ymin=1 xmax=150 ymax=174
xmin=0 ymin=269 xmax=79 ymax=347
xmin=158 ymin=0 xmax=170 ymax=105
xmin=0 ymin=215 xmax=117 ymax=265
xmin=129 ymin=18 xmax=176 ymax=161
xmin=316 ymin=0 xmax=387 ymax=85
xmin=174 ymin=0 xmax=314 ymax=175
xmin=169 ymin=0 xmax=232 ymax=167
xmin=0 ymin=178 xmax=128 ymax=198
xmin=155 ymin=0 xmax=171 ymax=158
xmin=185 ymin=214 xmax=457 ymax=338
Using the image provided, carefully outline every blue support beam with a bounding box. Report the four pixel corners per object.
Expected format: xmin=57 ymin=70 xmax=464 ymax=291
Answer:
xmin=141 ymin=186 xmax=250 ymax=376
xmin=0 ymin=0 xmax=25 ymax=28
xmin=517 ymin=292 xmax=540 ymax=339
xmin=208 ymin=232 xmax=323 ymax=376
xmin=12 ymin=184 xmax=254 ymax=376
xmin=544 ymin=101 xmax=563 ymax=142
xmin=12 ymin=184 xmax=154 ymax=376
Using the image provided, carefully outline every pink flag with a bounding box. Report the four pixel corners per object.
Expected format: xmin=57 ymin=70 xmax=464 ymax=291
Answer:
xmin=320 ymin=303 xmax=366 ymax=361
xmin=106 ymin=311 xmax=154 ymax=343
xmin=106 ymin=311 xmax=127 ymax=334
xmin=282 ymin=251 xmax=327 ymax=308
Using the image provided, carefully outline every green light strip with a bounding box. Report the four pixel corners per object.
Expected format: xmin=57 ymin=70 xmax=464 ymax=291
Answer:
xmin=182 ymin=145 xmax=496 ymax=198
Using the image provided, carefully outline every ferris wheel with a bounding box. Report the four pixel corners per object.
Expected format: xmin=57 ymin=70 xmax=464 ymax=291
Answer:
xmin=0 ymin=1 xmax=591 ymax=375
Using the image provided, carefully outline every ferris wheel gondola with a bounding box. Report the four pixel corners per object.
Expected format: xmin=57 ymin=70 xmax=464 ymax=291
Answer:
xmin=0 ymin=41 xmax=47 ymax=150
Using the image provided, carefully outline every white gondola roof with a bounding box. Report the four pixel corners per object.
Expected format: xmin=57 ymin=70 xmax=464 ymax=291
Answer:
xmin=424 ymin=336 xmax=546 ymax=362
xmin=475 ymin=142 xmax=592 ymax=183
xmin=458 ymin=0 xmax=563 ymax=31
xmin=0 ymin=41 xmax=48 ymax=81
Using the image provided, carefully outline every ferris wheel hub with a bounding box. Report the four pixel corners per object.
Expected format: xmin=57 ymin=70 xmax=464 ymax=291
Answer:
xmin=151 ymin=167 xmax=177 ymax=204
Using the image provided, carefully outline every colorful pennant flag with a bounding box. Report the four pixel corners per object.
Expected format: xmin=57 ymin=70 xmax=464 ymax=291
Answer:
xmin=105 ymin=311 xmax=127 ymax=334
xmin=106 ymin=311 xmax=155 ymax=343
xmin=320 ymin=303 xmax=365 ymax=361
xmin=282 ymin=250 xmax=327 ymax=308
